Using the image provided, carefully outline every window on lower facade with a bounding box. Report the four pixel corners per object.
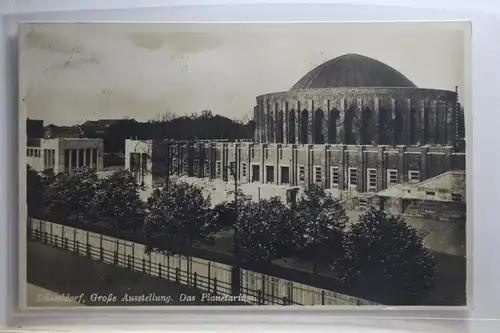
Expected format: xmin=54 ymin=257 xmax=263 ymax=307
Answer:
xmin=451 ymin=193 xmax=463 ymax=202
xmin=314 ymin=166 xmax=322 ymax=184
xmin=348 ymin=167 xmax=358 ymax=188
xmin=426 ymin=190 xmax=436 ymax=196
xmin=367 ymin=168 xmax=377 ymax=192
xmin=266 ymin=165 xmax=274 ymax=183
xmin=251 ymin=165 xmax=260 ymax=182
xmin=298 ymin=166 xmax=306 ymax=184
xmin=330 ymin=166 xmax=340 ymax=188
xmin=280 ymin=166 xmax=290 ymax=184
xmin=216 ymin=161 xmax=222 ymax=178
xmin=241 ymin=162 xmax=247 ymax=178
xmin=409 ymin=170 xmax=420 ymax=184
xmin=387 ymin=169 xmax=398 ymax=185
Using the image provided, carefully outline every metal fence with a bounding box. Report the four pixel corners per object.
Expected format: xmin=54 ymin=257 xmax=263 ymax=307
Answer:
xmin=28 ymin=218 xmax=377 ymax=306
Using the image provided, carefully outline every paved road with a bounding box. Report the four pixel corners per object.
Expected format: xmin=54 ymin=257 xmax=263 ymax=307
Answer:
xmin=26 ymin=240 xmax=241 ymax=307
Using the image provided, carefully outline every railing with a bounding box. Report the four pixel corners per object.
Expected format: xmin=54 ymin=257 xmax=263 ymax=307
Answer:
xmin=28 ymin=218 xmax=377 ymax=306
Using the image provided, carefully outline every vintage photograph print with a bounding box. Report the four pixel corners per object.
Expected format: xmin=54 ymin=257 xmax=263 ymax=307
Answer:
xmin=19 ymin=21 xmax=470 ymax=308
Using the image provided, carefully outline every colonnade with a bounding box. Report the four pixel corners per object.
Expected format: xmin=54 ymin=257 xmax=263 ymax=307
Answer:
xmin=66 ymin=148 xmax=99 ymax=171
xmin=253 ymin=93 xmax=459 ymax=147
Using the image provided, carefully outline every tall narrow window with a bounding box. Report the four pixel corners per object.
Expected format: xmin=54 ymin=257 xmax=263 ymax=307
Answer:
xmin=216 ymin=161 xmax=222 ymax=178
xmin=387 ymin=169 xmax=398 ymax=185
xmin=367 ymin=168 xmax=377 ymax=192
xmin=241 ymin=162 xmax=247 ymax=178
xmin=348 ymin=167 xmax=358 ymax=188
xmin=251 ymin=165 xmax=260 ymax=182
xmin=300 ymin=110 xmax=309 ymax=144
xmin=298 ymin=166 xmax=306 ymax=184
xmin=408 ymin=170 xmax=420 ymax=183
xmin=330 ymin=166 xmax=340 ymax=187
xmin=265 ymin=165 xmax=274 ymax=183
xmin=314 ymin=166 xmax=322 ymax=184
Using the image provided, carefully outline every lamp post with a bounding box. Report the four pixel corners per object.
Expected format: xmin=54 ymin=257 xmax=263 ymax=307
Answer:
xmin=227 ymin=161 xmax=241 ymax=297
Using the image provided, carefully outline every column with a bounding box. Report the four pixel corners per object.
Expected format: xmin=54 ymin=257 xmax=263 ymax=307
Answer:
xmin=260 ymin=144 xmax=266 ymax=183
xmin=90 ymin=148 xmax=94 ymax=168
xmin=446 ymin=101 xmax=454 ymax=146
xmin=403 ymin=98 xmax=412 ymax=145
xmin=419 ymin=99 xmax=426 ymax=144
xmin=390 ymin=98 xmax=396 ymax=146
xmin=68 ymin=150 xmax=72 ymax=173
xmin=83 ymin=148 xmax=87 ymax=166
xmin=373 ymin=97 xmax=380 ymax=144
xmin=428 ymin=100 xmax=437 ymax=144
xmin=335 ymin=98 xmax=345 ymax=144
xmin=308 ymin=100 xmax=314 ymax=144
xmin=283 ymin=102 xmax=289 ymax=145
xmin=295 ymin=101 xmax=300 ymax=144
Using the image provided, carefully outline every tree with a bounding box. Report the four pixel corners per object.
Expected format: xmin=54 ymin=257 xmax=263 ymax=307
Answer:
xmin=26 ymin=165 xmax=45 ymax=217
xmin=212 ymin=188 xmax=251 ymax=230
xmin=295 ymin=184 xmax=348 ymax=272
xmin=143 ymin=180 xmax=217 ymax=253
xmin=93 ymin=169 xmax=145 ymax=232
xmin=331 ymin=208 xmax=437 ymax=304
xmin=235 ymin=196 xmax=301 ymax=264
xmin=43 ymin=167 xmax=100 ymax=223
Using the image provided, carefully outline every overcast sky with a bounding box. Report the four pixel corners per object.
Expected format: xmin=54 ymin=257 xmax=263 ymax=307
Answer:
xmin=19 ymin=22 xmax=467 ymax=126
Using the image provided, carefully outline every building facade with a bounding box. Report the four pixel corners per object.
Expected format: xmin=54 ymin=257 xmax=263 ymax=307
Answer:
xmin=253 ymin=54 xmax=461 ymax=149
xmin=125 ymin=140 xmax=465 ymax=198
xmin=26 ymin=138 xmax=104 ymax=174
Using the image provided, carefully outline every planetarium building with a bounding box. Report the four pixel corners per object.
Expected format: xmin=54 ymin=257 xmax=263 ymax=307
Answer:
xmin=253 ymin=53 xmax=458 ymax=147
xmin=127 ymin=53 xmax=466 ymax=199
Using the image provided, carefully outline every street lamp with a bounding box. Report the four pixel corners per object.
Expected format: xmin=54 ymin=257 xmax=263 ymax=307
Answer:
xmin=227 ymin=161 xmax=241 ymax=297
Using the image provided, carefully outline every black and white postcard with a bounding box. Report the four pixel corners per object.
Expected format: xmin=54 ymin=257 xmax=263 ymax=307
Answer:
xmin=19 ymin=21 xmax=471 ymax=308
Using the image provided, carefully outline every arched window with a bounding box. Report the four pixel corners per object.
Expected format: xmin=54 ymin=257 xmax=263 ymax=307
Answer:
xmin=393 ymin=110 xmax=404 ymax=145
xmin=410 ymin=108 xmax=418 ymax=144
xmin=379 ymin=108 xmax=390 ymax=145
xmin=268 ymin=109 xmax=274 ymax=142
xmin=288 ymin=109 xmax=296 ymax=143
xmin=276 ymin=110 xmax=284 ymax=143
xmin=344 ymin=107 xmax=355 ymax=144
xmin=328 ymin=109 xmax=340 ymax=143
xmin=314 ymin=109 xmax=325 ymax=144
xmin=361 ymin=108 xmax=373 ymax=145
xmin=300 ymin=110 xmax=309 ymax=144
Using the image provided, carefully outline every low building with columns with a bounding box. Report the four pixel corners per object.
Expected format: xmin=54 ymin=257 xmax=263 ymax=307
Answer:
xmin=26 ymin=138 xmax=104 ymax=174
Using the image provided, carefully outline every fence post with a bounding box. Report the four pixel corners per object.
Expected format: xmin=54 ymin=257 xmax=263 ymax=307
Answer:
xmin=166 ymin=256 xmax=170 ymax=281
xmin=257 ymin=290 xmax=263 ymax=305
xmin=127 ymin=255 xmax=132 ymax=269
xmin=213 ymin=277 xmax=218 ymax=295
xmin=321 ymin=290 xmax=325 ymax=305
xmin=142 ymin=258 xmax=146 ymax=273
xmin=175 ymin=267 xmax=180 ymax=283
xmin=158 ymin=263 xmax=162 ymax=278
xmin=207 ymin=262 xmax=211 ymax=291
xmin=50 ymin=223 xmax=53 ymax=244
xmin=193 ymin=272 xmax=197 ymax=289
xmin=75 ymin=240 xmax=79 ymax=254
xmin=86 ymin=243 xmax=91 ymax=258
xmin=99 ymin=235 xmax=103 ymax=261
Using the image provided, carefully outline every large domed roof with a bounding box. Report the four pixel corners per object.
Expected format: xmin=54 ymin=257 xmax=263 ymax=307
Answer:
xmin=291 ymin=53 xmax=417 ymax=90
